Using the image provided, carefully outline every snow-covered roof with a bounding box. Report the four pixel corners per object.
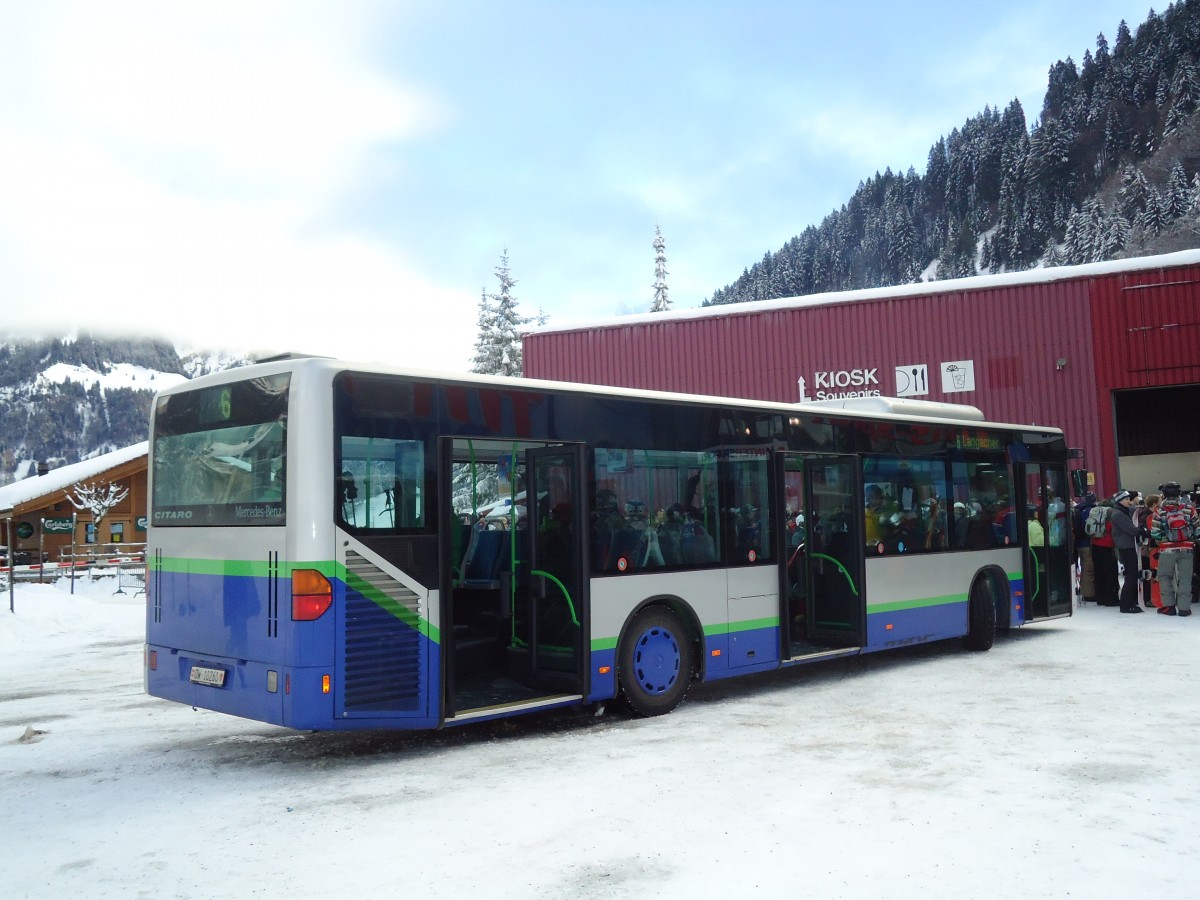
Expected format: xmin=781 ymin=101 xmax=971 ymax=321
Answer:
xmin=527 ymin=248 xmax=1200 ymax=336
xmin=0 ymin=442 xmax=148 ymax=513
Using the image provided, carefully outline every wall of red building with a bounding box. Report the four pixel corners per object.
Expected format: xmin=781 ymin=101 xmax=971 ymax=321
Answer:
xmin=524 ymin=255 xmax=1200 ymax=496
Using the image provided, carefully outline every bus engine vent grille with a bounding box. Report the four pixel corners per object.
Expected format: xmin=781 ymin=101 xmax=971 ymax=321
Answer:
xmin=342 ymin=551 xmax=423 ymax=712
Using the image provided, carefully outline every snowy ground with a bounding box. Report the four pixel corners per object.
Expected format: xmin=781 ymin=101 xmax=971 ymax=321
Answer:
xmin=3 ymin=576 xmax=1199 ymax=899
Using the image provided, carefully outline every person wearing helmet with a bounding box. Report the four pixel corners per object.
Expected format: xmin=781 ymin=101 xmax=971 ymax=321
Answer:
xmin=1110 ymin=490 xmax=1143 ymax=613
xmin=1149 ymin=482 xmax=1200 ymax=616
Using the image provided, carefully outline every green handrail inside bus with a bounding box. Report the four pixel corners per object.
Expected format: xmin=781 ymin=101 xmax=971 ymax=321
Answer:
xmin=530 ymin=569 xmax=579 ymax=626
xmin=1028 ymin=546 xmax=1041 ymax=606
xmin=810 ymin=552 xmax=860 ymax=597
xmin=510 ymin=569 xmax=579 ymax=648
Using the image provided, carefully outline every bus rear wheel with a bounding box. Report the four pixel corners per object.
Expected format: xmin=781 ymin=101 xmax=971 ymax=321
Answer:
xmin=962 ymin=576 xmax=997 ymax=651
xmin=618 ymin=607 xmax=694 ymax=716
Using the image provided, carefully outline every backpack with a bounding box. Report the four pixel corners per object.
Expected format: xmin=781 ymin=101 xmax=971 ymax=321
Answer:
xmin=1084 ymin=505 xmax=1111 ymax=538
xmin=1161 ymin=506 xmax=1192 ymax=543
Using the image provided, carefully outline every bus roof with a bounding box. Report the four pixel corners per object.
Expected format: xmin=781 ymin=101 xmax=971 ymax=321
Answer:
xmin=156 ymin=356 xmax=1064 ymax=437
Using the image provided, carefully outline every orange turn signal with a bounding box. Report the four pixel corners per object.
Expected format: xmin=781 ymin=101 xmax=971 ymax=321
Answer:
xmin=292 ymin=569 xmax=333 ymax=621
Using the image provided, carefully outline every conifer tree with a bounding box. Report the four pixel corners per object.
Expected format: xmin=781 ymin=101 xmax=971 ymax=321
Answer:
xmin=1041 ymin=236 xmax=1063 ymax=268
xmin=1164 ymin=161 xmax=1190 ymax=221
xmin=1139 ymin=188 xmax=1167 ymax=236
xmin=1098 ymin=208 xmax=1130 ymax=259
xmin=470 ymin=288 xmax=498 ymax=375
xmin=651 ymin=226 xmax=671 ymax=312
xmin=470 ymin=251 xmax=527 ymax=377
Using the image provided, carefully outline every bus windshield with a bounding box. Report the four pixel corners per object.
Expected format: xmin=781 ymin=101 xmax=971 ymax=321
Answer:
xmin=152 ymin=373 xmax=289 ymax=527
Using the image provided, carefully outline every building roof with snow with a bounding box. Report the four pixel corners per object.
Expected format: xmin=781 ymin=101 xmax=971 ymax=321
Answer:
xmin=0 ymin=442 xmax=148 ymax=514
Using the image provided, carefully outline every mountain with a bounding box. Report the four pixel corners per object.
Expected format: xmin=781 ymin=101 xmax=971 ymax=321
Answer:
xmin=0 ymin=334 xmax=249 ymax=486
xmin=707 ymin=1 xmax=1200 ymax=306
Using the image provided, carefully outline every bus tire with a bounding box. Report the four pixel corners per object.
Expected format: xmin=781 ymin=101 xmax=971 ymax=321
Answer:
xmin=618 ymin=606 xmax=694 ymax=717
xmin=962 ymin=575 xmax=997 ymax=652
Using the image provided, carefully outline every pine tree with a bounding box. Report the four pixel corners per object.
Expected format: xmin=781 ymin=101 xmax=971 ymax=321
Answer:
xmin=1139 ymin=188 xmax=1167 ymax=235
xmin=1041 ymin=236 xmax=1063 ymax=268
xmin=470 ymin=251 xmax=528 ymax=377
xmin=1164 ymin=161 xmax=1190 ymax=221
xmin=1118 ymin=167 xmax=1152 ymax=221
xmin=650 ymin=225 xmax=671 ymax=312
xmin=470 ymin=288 xmax=499 ymax=375
xmin=1098 ymin=208 xmax=1130 ymax=259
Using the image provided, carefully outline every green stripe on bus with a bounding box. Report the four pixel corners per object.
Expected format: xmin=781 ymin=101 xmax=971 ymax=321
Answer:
xmin=154 ymin=556 xmax=438 ymax=642
xmin=156 ymin=556 xmax=338 ymax=579
xmin=870 ymin=570 xmax=1024 ymax=614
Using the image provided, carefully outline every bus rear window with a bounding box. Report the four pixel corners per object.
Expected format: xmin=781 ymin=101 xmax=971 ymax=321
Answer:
xmin=152 ymin=374 xmax=289 ymax=527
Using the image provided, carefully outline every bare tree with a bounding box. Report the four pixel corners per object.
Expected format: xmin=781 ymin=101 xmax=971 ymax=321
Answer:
xmin=67 ymin=481 xmax=129 ymax=544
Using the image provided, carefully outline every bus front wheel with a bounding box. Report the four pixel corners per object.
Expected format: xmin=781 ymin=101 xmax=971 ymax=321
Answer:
xmin=618 ymin=607 xmax=694 ymax=716
xmin=962 ymin=576 xmax=997 ymax=651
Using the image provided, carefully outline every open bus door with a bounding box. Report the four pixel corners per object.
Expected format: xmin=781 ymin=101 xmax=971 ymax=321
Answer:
xmin=442 ymin=439 xmax=586 ymax=720
xmin=779 ymin=453 xmax=865 ymax=657
xmin=1017 ymin=462 xmax=1073 ymax=620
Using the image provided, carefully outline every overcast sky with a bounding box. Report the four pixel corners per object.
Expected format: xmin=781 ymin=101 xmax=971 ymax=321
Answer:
xmin=0 ymin=1 xmax=1155 ymax=371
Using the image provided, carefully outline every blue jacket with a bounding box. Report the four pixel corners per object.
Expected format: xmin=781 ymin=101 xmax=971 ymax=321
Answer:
xmin=1074 ymin=499 xmax=1096 ymax=548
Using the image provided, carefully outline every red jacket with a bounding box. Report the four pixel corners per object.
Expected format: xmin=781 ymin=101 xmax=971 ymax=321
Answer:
xmin=1091 ymin=517 xmax=1115 ymax=548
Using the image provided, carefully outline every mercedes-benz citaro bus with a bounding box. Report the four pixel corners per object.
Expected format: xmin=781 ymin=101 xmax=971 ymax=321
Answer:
xmin=145 ymin=355 xmax=1076 ymax=730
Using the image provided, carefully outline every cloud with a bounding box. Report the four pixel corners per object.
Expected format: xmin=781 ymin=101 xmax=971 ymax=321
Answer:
xmin=0 ymin=1 xmax=472 ymax=370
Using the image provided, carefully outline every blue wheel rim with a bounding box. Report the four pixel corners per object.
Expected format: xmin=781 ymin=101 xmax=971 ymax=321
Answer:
xmin=632 ymin=625 xmax=681 ymax=695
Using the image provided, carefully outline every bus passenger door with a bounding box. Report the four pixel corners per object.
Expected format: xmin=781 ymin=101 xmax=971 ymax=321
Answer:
xmin=521 ymin=445 xmax=587 ymax=692
xmin=779 ymin=453 xmax=864 ymax=655
xmin=1018 ymin=462 xmax=1072 ymax=620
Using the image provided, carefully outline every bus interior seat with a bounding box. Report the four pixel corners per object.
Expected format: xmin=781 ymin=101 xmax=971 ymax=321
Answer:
xmin=461 ymin=528 xmax=511 ymax=589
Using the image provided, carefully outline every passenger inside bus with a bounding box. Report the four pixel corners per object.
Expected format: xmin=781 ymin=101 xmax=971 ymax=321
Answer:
xmin=735 ymin=503 xmax=761 ymax=559
xmin=864 ymin=484 xmax=898 ymax=551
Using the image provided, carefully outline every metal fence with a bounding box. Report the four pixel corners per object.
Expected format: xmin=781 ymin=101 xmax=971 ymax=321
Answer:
xmin=2 ymin=543 xmax=146 ymax=586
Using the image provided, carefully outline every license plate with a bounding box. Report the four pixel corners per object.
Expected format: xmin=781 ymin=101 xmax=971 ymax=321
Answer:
xmin=189 ymin=665 xmax=227 ymax=687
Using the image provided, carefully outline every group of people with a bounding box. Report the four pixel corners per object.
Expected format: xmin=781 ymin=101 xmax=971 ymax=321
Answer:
xmin=1075 ymin=481 xmax=1199 ymax=616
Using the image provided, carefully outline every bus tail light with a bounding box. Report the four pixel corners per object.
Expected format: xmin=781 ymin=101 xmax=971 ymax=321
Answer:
xmin=292 ymin=569 xmax=332 ymax=621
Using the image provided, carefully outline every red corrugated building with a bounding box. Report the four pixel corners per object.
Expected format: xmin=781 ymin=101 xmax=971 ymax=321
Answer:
xmin=524 ymin=249 xmax=1200 ymax=498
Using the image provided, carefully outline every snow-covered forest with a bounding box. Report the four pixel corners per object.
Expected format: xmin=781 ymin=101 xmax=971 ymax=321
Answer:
xmin=708 ymin=2 xmax=1200 ymax=305
xmin=0 ymin=335 xmax=247 ymax=485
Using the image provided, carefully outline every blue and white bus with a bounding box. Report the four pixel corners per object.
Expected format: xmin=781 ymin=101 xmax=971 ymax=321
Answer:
xmin=145 ymin=356 xmax=1075 ymax=729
